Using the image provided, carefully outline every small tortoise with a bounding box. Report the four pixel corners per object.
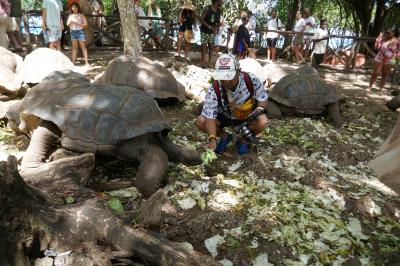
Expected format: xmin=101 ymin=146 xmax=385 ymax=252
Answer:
xmin=7 ymin=71 xmax=201 ymax=197
xmin=266 ymin=74 xmax=343 ymax=127
xmin=94 ymin=55 xmax=186 ymax=105
xmin=19 ymin=48 xmax=74 ymax=84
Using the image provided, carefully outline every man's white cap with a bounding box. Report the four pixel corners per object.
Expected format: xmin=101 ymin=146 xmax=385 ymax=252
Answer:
xmin=214 ymin=53 xmax=240 ymax=81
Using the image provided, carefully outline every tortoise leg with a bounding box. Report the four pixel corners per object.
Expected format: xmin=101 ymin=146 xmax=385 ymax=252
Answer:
xmin=386 ymin=95 xmax=400 ymax=111
xmin=134 ymin=144 xmax=169 ymax=198
xmin=118 ymin=136 xmax=170 ymax=197
xmin=20 ymin=120 xmax=95 ymax=186
xmin=158 ymin=133 xmax=202 ymax=166
xmin=265 ymin=101 xmax=282 ymax=119
xmin=20 ymin=120 xmax=61 ymax=174
xmin=327 ymin=102 xmax=343 ymax=127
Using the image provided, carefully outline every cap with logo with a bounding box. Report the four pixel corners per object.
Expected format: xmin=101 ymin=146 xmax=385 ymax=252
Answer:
xmin=214 ymin=54 xmax=240 ymax=81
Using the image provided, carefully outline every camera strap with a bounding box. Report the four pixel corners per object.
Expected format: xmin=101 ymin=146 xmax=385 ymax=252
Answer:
xmin=213 ymin=71 xmax=254 ymax=118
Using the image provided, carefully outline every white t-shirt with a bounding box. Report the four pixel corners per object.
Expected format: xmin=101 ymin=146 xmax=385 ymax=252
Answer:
xmin=304 ymin=16 xmax=316 ymax=33
xmin=293 ymin=18 xmax=305 ymax=32
xmin=266 ymin=16 xmax=282 ymax=39
xmin=246 ymin=15 xmax=257 ymax=38
xmin=43 ymin=0 xmax=63 ymax=28
xmin=313 ymin=28 xmax=328 ymax=54
xmin=134 ymin=4 xmax=149 ymax=29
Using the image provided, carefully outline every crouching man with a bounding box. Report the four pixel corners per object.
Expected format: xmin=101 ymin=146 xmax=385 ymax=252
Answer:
xmin=195 ymin=53 xmax=269 ymax=155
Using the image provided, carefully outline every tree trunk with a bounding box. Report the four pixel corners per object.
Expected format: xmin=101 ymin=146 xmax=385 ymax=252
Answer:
xmin=116 ymin=0 xmax=142 ymax=56
xmin=0 ymin=156 xmax=219 ymax=265
xmin=79 ymin=0 xmax=96 ymax=46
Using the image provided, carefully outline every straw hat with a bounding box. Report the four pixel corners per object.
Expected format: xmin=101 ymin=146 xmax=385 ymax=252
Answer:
xmin=181 ymin=0 xmax=196 ymax=11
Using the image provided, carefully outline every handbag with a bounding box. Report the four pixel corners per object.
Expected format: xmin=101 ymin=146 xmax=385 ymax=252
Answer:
xmin=184 ymin=30 xmax=193 ymax=42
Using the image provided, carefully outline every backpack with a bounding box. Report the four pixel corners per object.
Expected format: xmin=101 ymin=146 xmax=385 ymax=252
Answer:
xmin=212 ymin=71 xmax=256 ymax=120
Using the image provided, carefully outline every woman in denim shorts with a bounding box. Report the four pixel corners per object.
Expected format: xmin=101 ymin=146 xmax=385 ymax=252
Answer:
xmin=67 ymin=3 xmax=89 ymax=65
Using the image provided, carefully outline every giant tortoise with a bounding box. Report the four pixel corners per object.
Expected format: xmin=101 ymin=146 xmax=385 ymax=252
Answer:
xmin=0 ymin=46 xmax=23 ymax=72
xmin=0 ymin=48 xmax=24 ymax=100
xmin=0 ymin=65 xmax=23 ymax=101
xmin=266 ymin=74 xmax=343 ymax=127
xmin=19 ymin=48 xmax=74 ymax=84
xmin=239 ymin=58 xmax=266 ymax=84
xmin=7 ymin=71 xmax=202 ymax=197
xmin=94 ymin=55 xmax=186 ymax=105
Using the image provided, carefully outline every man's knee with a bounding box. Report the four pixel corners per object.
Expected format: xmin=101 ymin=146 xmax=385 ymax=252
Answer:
xmin=195 ymin=115 xmax=206 ymax=130
xmin=258 ymin=114 xmax=268 ymax=128
xmin=251 ymin=114 xmax=268 ymax=132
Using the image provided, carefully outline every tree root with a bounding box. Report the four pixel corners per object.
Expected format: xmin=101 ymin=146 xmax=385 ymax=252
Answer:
xmin=0 ymin=156 xmax=218 ymax=265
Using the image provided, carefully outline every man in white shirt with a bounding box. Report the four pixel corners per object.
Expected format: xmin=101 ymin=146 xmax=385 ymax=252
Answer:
xmin=133 ymin=0 xmax=149 ymax=30
xmin=312 ymin=19 xmax=328 ymax=68
xmin=292 ymin=10 xmax=305 ymax=64
xmin=42 ymin=0 xmax=63 ymax=50
xmin=265 ymin=9 xmax=282 ymax=61
xmin=246 ymin=11 xmax=256 ymax=47
xmin=303 ymin=8 xmax=316 ymax=60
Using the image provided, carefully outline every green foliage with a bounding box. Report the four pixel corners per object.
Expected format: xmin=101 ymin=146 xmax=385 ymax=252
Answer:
xmin=107 ymin=198 xmax=124 ymax=213
xmin=201 ymin=149 xmax=217 ymax=165
xmin=102 ymin=0 xmax=115 ymax=15
xmin=65 ymin=196 xmax=75 ymax=204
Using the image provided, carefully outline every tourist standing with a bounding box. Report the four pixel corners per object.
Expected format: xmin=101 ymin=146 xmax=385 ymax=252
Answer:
xmin=176 ymin=0 xmax=196 ymax=60
xmin=246 ymin=11 xmax=256 ymax=47
xmin=265 ymin=9 xmax=282 ymax=61
xmin=312 ymin=19 xmax=328 ymax=68
xmin=67 ymin=2 xmax=89 ymax=65
xmin=302 ymin=8 xmax=316 ymax=60
xmin=292 ymin=10 xmax=305 ymax=64
xmin=148 ymin=0 xmax=162 ymax=48
xmin=0 ymin=0 xmax=10 ymax=48
xmin=368 ymin=26 xmax=400 ymax=93
xmin=226 ymin=10 xmax=246 ymax=53
xmin=133 ymin=0 xmax=149 ymax=31
xmin=233 ymin=15 xmax=250 ymax=59
xmin=199 ymin=0 xmax=222 ymax=68
xmin=42 ymin=0 xmax=63 ymax=51
xmin=7 ymin=0 xmax=23 ymax=51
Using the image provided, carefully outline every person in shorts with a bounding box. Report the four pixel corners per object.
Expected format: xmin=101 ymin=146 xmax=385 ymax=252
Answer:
xmin=67 ymin=3 xmax=89 ymax=65
xmin=148 ymin=0 xmax=162 ymax=48
xmin=199 ymin=0 xmax=222 ymax=68
xmin=312 ymin=19 xmax=328 ymax=68
xmin=302 ymin=8 xmax=316 ymax=60
xmin=292 ymin=10 xmax=305 ymax=64
xmin=368 ymin=26 xmax=400 ymax=93
xmin=42 ymin=0 xmax=63 ymax=51
xmin=266 ymin=9 xmax=282 ymax=61
xmin=176 ymin=0 xmax=196 ymax=60
xmin=7 ymin=0 xmax=23 ymax=51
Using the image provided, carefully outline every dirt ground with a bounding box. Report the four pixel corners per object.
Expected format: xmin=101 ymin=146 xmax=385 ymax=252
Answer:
xmin=1 ymin=49 xmax=399 ymax=265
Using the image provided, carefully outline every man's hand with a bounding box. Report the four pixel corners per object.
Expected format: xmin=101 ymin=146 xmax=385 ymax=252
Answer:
xmin=206 ymin=139 xmax=217 ymax=150
xmin=249 ymin=107 xmax=264 ymax=119
xmin=42 ymin=24 xmax=47 ymax=32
